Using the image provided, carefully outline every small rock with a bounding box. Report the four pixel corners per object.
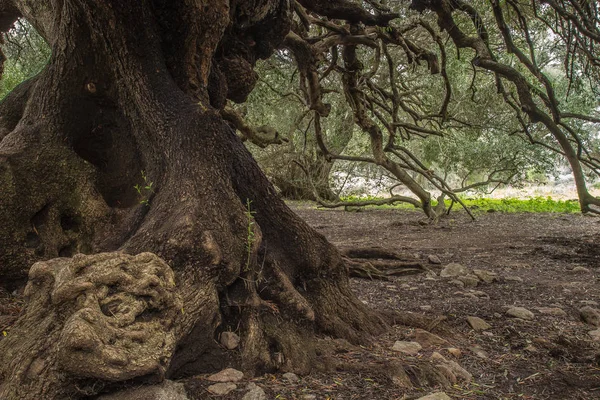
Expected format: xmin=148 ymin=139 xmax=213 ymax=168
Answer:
xmin=504 ymin=276 xmax=523 ymax=283
xmin=589 ymin=329 xmax=600 ymax=342
xmin=469 ymin=346 xmax=489 ymax=359
xmin=506 ymin=307 xmax=535 ymax=320
xmin=469 ymin=290 xmax=490 ymax=299
xmin=430 ymin=353 xmax=472 ymax=382
xmin=414 ymin=329 xmax=448 ymax=348
xmin=580 ymin=306 xmax=600 ymax=326
xmin=458 ymin=275 xmax=479 ymax=287
xmin=282 ymin=372 xmax=299 ymax=383
xmin=449 ymin=279 xmax=465 ymax=288
xmin=302 ymin=396 xmax=317 ymax=400
xmin=425 ymin=271 xmax=437 ymax=279
xmin=466 ymin=316 xmax=491 ymax=331
xmin=420 ymin=305 xmax=432 ymax=311
xmin=428 ymin=255 xmax=442 ymax=264
xmin=473 ymin=269 xmax=498 ymax=284
xmin=417 ymin=392 xmax=452 ymax=400
xmin=440 ymin=263 xmax=469 ymax=278
xmin=391 ymin=341 xmax=422 ymax=355
xmin=536 ymin=307 xmax=567 ymax=317
xmin=580 ymin=300 xmax=599 ymax=306
xmin=207 ymin=368 xmax=244 ymax=383
xmin=447 ymin=347 xmax=462 ymax=358
xmin=571 ymin=266 xmax=590 ymax=273
xmin=387 ymin=361 xmax=413 ymax=388
xmin=208 ymin=383 xmax=237 ymax=396
xmin=220 ymin=331 xmax=240 ymax=350
xmin=242 ymin=383 xmax=266 ymax=400
xmin=98 ymin=380 xmax=189 ymax=400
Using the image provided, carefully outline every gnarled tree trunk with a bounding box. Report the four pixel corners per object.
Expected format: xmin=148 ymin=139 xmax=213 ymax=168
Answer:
xmin=0 ymin=1 xmax=386 ymax=399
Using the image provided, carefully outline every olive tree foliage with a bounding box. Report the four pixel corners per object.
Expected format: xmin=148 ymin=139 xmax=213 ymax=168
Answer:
xmin=0 ymin=19 xmax=49 ymax=98
xmin=234 ymin=0 xmax=600 ymax=218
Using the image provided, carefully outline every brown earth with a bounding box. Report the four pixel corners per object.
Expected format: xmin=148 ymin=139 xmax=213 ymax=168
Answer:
xmin=2 ymin=204 xmax=600 ymax=399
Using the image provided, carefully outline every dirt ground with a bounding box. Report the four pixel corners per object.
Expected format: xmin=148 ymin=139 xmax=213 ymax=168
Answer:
xmin=282 ymin=204 xmax=600 ymax=399
xmin=2 ymin=204 xmax=599 ymax=399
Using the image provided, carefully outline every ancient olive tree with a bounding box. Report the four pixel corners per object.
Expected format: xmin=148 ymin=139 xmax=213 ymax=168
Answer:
xmin=0 ymin=1 xmax=398 ymax=399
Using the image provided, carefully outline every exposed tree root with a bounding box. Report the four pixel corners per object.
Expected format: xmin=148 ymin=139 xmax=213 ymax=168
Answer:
xmin=341 ymin=247 xmax=429 ymax=280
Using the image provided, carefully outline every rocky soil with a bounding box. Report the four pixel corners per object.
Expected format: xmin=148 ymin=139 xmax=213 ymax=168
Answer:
xmin=1 ymin=204 xmax=599 ymax=399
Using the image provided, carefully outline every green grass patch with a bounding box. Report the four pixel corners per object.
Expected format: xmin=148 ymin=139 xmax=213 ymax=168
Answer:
xmin=338 ymin=195 xmax=581 ymax=213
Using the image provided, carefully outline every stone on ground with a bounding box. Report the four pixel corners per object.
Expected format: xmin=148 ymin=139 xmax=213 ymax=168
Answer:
xmin=536 ymin=307 xmax=567 ymax=317
xmin=414 ymin=329 xmax=448 ymax=347
xmin=473 ymin=269 xmax=498 ymax=283
xmin=589 ymin=329 xmax=600 ymax=342
xmin=220 ymin=331 xmax=240 ymax=349
xmin=466 ymin=316 xmax=491 ymax=331
xmin=207 ymin=368 xmax=244 ymax=383
xmin=440 ymin=263 xmax=469 ymax=278
xmin=391 ymin=341 xmax=422 ymax=355
xmin=447 ymin=347 xmax=462 ymax=357
xmin=458 ymin=275 xmax=479 ymax=287
xmin=506 ymin=306 xmax=535 ymax=320
xmin=282 ymin=372 xmax=299 ymax=383
xmin=242 ymin=383 xmax=266 ymax=400
xmin=98 ymin=380 xmax=189 ymax=400
xmin=208 ymin=383 xmax=237 ymax=396
xmin=580 ymin=306 xmax=600 ymax=326
xmin=428 ymin=254 xmax=442 ymax=264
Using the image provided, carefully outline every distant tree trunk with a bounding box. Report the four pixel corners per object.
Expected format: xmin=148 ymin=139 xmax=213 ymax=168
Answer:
xmin=0 ymin=1 xmax=386 ymax=399
xmin=272 ymin=152 xmax=339 ymax=201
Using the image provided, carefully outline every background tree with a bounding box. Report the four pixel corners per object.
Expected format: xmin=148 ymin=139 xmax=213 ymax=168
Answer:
xmin=236 ymin=0 xmax=598 ymax=218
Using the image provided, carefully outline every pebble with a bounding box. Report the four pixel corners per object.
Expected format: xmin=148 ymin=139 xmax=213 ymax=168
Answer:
xmin=458 ymin=275 xmax=479 ymax=287
xmin=391 ymin=341 xmax=422 ymax=355
xmin=440 ymin=263 xmax=469 ymax=278
xmin=580 ymin=300 xmax=599 ymax=306
xmin=589 ymin=329 xmax=600 ymax=342
xmin=220 ymin=331 xmax=240 ymax=350
xmin=536 ymin=307 xmax=567 ymax=317
xmin=420 ymin=305 xmax=432 ymax=311
xmin=580 ymin=306 xmax=600 ymax=326
xmin=414 ymin=329 xmax=448 ymax=347
xmin=428 ymin=255 xmax=442 ymax=264
xmin=208 ymin=383 xmax=237 ymax=395
xmin=282 ymin=372 xmax=299 ymax=383
xmin=466 ymin=316 xmax=491 ymax=331
xmin=207 ymin=368 xmax=244 ymax=383
xmin=430 ymin=352 xmax=472 ymax=382
xmin=506 ymin=307 xmax=535 ymax=320
xmin=450 ymin=279 xmax=465 ymax=288
xmin=447 ymin=347 xmax=462 ymax=357
xmin=473 ymin=269 xmax=498 ymax=283
xmin=469 ymin=346 xmax=489 ymax=359
xmin=242 ymin=383 xmax=266 ymax=400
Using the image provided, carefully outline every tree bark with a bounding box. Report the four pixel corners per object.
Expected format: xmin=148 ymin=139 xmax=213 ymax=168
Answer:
xmin=0 ymin=1 xmax=387 ymax=399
